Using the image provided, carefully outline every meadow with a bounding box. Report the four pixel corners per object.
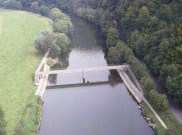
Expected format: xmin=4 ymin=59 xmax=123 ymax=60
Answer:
xmin=0 ymin=9 xmax=52 ymax=134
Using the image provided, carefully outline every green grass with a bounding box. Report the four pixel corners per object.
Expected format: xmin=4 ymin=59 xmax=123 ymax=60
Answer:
xmin=46 ymin=59 xmax=55 ymax=67
xmin=141 ymin=101 xmax=182 ymax=135
xmin=126 ymin=71 xmax=137 ymax=87
xmin=0 ymin=9 xmax=52 ymax=135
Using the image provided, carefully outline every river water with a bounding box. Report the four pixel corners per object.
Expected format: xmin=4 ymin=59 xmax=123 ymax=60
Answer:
xmin=39 ymin=14 xmax=154 ymax=135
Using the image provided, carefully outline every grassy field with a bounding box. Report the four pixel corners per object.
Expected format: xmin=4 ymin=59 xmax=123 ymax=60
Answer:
xmin=0 ymin=9 xmax=52 ymax=134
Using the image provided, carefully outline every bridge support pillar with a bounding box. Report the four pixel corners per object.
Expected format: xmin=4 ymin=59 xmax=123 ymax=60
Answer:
xmin=34 ymin=73 xmax=40 ymax=84
xmin=82 ymin=71 xmax=85 ymax=83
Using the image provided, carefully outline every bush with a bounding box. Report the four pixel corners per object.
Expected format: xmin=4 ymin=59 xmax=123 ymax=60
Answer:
xmin=149 ymin=90 xmax=168 ymax=111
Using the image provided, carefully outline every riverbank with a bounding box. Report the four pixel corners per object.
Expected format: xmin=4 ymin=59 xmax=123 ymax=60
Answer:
xmin=0 ymin=9 xmax=52 ymax=134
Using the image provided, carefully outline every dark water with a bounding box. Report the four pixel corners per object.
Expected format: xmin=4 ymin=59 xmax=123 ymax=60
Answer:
xmin=39 ymin=14 xmax=154 ymax=135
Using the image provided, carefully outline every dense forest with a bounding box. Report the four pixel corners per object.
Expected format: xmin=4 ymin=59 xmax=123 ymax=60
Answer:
xmin=0 ymin=0 xmax=182 ymax=111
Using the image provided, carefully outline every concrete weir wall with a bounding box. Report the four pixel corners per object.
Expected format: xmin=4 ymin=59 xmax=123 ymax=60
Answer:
xmin=34 ymin=58 xmax=168 ymax=129
xmin=117 ymin=68 xmax=168 ymax=130
xmin=117 ymin=69 xmax=142 ymax=103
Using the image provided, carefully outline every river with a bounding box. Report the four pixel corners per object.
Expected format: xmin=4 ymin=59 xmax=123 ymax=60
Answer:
xmin=39 ymin=13 xmax=154 ymax=135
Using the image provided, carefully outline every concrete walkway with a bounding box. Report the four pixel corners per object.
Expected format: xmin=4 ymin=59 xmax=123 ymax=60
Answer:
xmin=117 ymin=69 xmax=168 ymax=129
xmin=117 ymin=69 xmax=142 ymax=103
xmin=35 ymin=64 xmax=50 ymax=97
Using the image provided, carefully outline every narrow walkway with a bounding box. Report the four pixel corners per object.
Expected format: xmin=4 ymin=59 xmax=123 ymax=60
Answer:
xmin=117 ymin=69 xmax=168 ymax=129
xmin=35 ymin=64 xmax=50 ymax=97
xmin=38 ymin=65 xmax=126 ymax=75
xmin=117 ymin=69 xmax=142 ymax=103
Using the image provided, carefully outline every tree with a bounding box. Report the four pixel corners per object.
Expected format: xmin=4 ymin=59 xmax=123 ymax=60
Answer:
xmin=34 ymin=30 xmax=61 ymax=58
xmin=139 ymin=6 xmax=149 ymax=18
xmin=54 ymin=33 xmax=71 ymax=53
xmin=30 ymin=2 xmax=40 ymax=14
xmin=128 ymin=29 xmax=139 ymax=50
xmin=106 ymin=27 xmax=120 ymax=47
xmin=135 ymin=34 xmax=149 ymax=58
xmin=49 ymin=8 xmax=68 ymax=22
xmin=53 ymin=18 xmax=74 ymax=35
xmin=157 ymin=4 xmax=172 ymax=23
xmin=122 ymin=11 xmax=137 ymax=32
xmin=107 ymin=47 xmax=121 ymax=64
xmin=0 ymin=106 xmax=6 ymax=135
xmin=53 ymin=20 xmax=69 ymax=34
xmin=148 ymin=16 xmax=160 ymax=32
xmin=149 ymin=90 xmax=168 ymax=111
xmin=40 ymin=5 xmax=50 ymax=16
xmin=3 ymin=0 xmax=22 ymax=10
xmin=140 ymin=76 xmax=156 ymax=97
xmin=127 ymin=56 xmax=147 ymax=81
xmin=159 ymin=64 xmax=178 ymax=87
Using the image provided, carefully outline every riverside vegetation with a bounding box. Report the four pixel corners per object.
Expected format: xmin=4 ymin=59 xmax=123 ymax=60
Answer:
xmin=34 ymin=8 xmax=73 ymax=58
xmin=0 ymin=0 xmax=182 ymax=135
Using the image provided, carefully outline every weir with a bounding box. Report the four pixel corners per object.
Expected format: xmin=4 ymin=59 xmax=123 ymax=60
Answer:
xmin=34 ymin=52 xmax=167 ymax=129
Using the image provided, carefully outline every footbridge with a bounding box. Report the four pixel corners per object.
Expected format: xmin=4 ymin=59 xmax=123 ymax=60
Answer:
xmin=38 ymin=65 xmax=127 ymax=75
xmin=35 ymin=65 xmax=128 ymax=84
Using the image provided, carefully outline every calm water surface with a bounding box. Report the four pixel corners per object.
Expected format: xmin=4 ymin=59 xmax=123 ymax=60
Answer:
xmin=39 ymin=14 xmax=154 ymax=135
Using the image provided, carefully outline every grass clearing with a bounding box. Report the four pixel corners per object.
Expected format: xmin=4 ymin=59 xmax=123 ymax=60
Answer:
xmin=0 ymin=9 xmax=52 ymax=134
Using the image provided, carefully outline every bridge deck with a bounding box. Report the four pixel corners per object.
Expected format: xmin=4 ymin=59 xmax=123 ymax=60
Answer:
xmin=38 ymin=65 xmax=126 ymax=75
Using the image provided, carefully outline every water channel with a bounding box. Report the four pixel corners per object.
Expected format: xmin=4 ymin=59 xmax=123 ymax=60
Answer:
xmin=39 ymin=13 xmax=154 ymax=135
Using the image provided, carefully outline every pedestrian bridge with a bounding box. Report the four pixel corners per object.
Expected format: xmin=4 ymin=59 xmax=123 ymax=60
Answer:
xmin=35 ymin=65 xmax=127 ymax=84
xmin=38 ymin=65 xmax=127 ymax=75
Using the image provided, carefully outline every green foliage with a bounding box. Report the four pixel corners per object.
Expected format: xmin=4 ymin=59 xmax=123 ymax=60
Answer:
xmin=107 ymin=47 xmax=121 ymax=64
xmin=54 ymin=33 xmax=71 ymax=52
xmin=149 ymin=90 xmax=168 ymax=111
xmin=106 ymin=27 xmax=120 ymax=47
xmin=40 ymin=5 xmax=50 ymax=16
xmin=3 ymin=0 xmax=22 ymax=10
xmin=135 ymin=34 xmax=149 ymax=58
xmin=34 ymin=30 xmax=61 ymax=58
xmin=140 ymin=77 xmax=156 ymax=96
xmin=53 ymin=19 xmax=74 ymax=35
xmin=30 ymin=2 xmax=40 ymax=14
xmin=49 ymin=8 xmax=68 ymax=22
xmin=50 ymin=8 xmax=74 ymax=35
xmin=77 ymin=8 xmax=96 ymax=22
xmin=0 ymin=106 xmax=6 ymax=135
xmin=13 ymin=120 xmax=25 ymax=135
xmin=46 ymin=59 xmax=54 ymax=67
xmin=157 ymin=4 xmax=172 ymax=24
xmin=139 ymin=6 xmax=149 ymax=18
